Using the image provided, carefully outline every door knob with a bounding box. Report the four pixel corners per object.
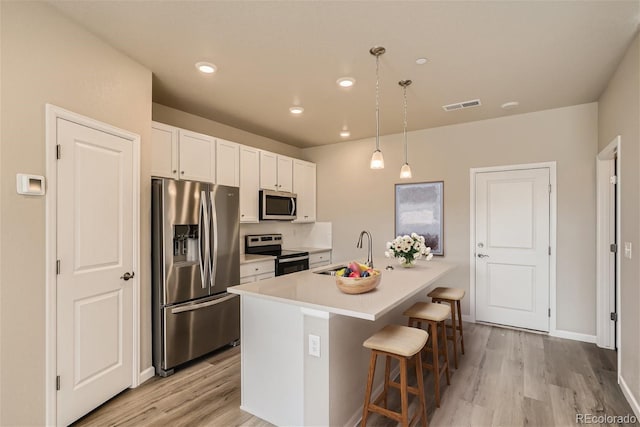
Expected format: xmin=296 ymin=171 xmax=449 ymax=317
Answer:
xmin=120 ymin=272 xmax=135 ymax=281
xmin=477 ymin=254 xmax=489 ymax=258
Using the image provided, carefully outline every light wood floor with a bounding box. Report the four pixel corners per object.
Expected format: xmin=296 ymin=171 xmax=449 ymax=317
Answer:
xmin=73 ymin=323 xmax=634 ymax=426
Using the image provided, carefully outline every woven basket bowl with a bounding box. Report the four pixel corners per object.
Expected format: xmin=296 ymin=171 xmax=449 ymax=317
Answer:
xmin=335 ymin=271 xmax=381 ymax=295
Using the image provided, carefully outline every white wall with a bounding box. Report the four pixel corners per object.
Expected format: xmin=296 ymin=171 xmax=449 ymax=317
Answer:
xmin=597 ymin=32 xmax=640 ymax=414
xmin=0 ymin=2 xmax=152 ymax=424
xmin=304 ymin=103 xmax=598 ymax=336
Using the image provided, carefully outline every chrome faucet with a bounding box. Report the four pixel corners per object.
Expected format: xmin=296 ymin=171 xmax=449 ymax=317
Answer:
xmin=356 ymin=230 xmax=374 ymax=268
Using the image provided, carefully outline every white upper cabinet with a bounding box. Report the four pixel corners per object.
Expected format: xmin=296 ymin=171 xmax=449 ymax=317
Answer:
xmin=179 ymin=129 xmax=216 ymax=183
xmin=216 ymin=138 xmax=240 ymax=187
xmin=240 ymin=146 xmax=260 ymax=223
xmin=151 ymin=121 xmax=179 ymax=179
xmin=277 ymin=156 xmax=293 ymax=193
xmin=260 ymin=151 xmax=293 ymax=192
xmin=292 ymin=159 xmax=316 ymax=223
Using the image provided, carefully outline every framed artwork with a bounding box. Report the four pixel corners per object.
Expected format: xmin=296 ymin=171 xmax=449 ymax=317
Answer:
xmin=394 ymin=181 xmax=444 ymax=256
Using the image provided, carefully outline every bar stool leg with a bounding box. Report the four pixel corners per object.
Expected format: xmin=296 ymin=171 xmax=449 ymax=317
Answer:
xmin=414 ymin=350 xmax=428 ymax=427
xmin=383 ymin=355 xmax=391 ymax=409
xmin=399 ymin=357 xmax=409 ymax=427
xmin=361 ymin=351 xmax=377 ymax=427
xmin=429 ymin=320 xmax=441 ymax=408
xmin=448 ymin=300 xmax=458 ymax=368
xmin=441 ymin=321 xmax=451 ymax=385
xmin=457 ymin=299 xmax=465 ymax=355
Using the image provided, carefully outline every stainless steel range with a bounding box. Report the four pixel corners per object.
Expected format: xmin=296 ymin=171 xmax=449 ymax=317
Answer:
xmin=245 ymin=234 xmax=309 ymax=276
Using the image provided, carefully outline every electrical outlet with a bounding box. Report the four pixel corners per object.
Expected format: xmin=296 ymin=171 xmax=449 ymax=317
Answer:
xmin=308 ymin=334 xmax=320 ymax=357
xmin=625 ymin=242 xmax=632 ymax=259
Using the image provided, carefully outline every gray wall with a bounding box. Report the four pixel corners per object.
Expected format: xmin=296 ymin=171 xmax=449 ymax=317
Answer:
xmin=303 ymin=103 xmax=598 ymax=335
xmin=152 ymin=103 xmax=305 ymax=159
xmin=597 ymin=32 xmax=640 ymax=410
xmin=0 ymin=2 xmax=152 ymax=424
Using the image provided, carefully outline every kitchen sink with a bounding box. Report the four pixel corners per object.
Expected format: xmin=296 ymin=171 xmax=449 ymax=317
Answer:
xmin=313 ymin=265 xmax=348 ymax=276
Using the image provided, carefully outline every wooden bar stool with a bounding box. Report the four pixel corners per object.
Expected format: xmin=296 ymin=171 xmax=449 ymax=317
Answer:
xmin=361 ymin=325 xmax=429 ymax=427
xmin=403 ymin=302 xmax=451 ymax=407
xmin=428 ymin=287 xmax=465 ymax=368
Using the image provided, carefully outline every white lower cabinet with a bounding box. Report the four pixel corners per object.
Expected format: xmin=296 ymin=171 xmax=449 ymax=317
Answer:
xmin=240 ymin=259 xmax=275 ymax=284
xmin=309 ymin=250 xmax=331 ymax=269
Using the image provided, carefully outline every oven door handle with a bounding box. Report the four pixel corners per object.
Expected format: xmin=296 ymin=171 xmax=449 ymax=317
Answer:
xmin=278 ymin=255 xmax=309 ymax=263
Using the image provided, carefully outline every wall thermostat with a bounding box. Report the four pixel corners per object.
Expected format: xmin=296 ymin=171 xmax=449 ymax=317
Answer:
xmin=16 ymin=173 xmax=45 ymax=196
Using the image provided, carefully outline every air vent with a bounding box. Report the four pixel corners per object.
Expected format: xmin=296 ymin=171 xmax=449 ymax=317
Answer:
xmin=442 ymin=99 xmax=481 ymax=112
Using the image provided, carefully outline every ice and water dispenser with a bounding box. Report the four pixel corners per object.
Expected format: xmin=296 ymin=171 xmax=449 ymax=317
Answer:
xmin=173 ymin=224 xmax=199 ymax=262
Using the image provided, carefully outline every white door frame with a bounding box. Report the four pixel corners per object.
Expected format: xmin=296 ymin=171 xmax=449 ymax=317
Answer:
xmin=595 ymin=136 xmax=621 ymax=353
xmin=469 ymin=162 xmax=557 ymax=331
xmin=44 ymin=104 xmax=141 ymax=425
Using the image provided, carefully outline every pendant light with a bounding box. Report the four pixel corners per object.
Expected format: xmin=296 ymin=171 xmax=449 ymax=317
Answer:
xmin=369 ymin=46 xmax=386 ymax=169
xmin=399 ymin=79 xmax=413 ymax=179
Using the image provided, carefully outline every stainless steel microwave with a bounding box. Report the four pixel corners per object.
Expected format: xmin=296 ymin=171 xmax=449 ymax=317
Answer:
xmin=259 ymin=190 xmax=297 ymax=220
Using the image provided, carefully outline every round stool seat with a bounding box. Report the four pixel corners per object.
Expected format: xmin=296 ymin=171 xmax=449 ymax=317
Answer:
xmin=363 ymin=324 xmax=428 ymax=357
xmin=404 ymin=301 xmax=451 ymax=322
xmin=428 ymin=286 xmax=465 ymax=301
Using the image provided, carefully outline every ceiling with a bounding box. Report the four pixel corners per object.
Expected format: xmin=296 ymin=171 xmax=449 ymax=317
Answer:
xmin=49 ymin=1 xmax=639 ymax=148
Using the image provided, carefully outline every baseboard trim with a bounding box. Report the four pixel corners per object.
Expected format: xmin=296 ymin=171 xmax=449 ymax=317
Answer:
xmin=549 ymin=329 xmax=596 ymax=344
xmin=619 ymin=374 xmax=640 ymax=419
xmin=346 ymin=365 xmax=401 ymax=427
xmin=462 ymin=314 xmax=474 ymax=323
xmin=138 ymin=366 xmax=155 ymax=385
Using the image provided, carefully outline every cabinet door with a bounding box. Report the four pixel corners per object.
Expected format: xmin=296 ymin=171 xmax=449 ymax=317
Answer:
xmin=240 ymin=146 xmax=260 ymax=223
xmin=277 ymin=156 xmax=293 ymax=192
xmin=260 ymin=151 xmax=278 ymax=191
xmin=216 ymin=138 xmax=240 ymax=187
xmin=151 ymin=122 xmax=179 ymax=179
xmin=292 ymin=160 xmax=316 ymax=223
xmin=179 ymin=130 xmax=216 ymax=183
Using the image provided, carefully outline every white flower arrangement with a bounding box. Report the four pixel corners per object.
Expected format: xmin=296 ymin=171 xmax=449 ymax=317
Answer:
xmin=384 ymin=233 xmax=433 ymax=265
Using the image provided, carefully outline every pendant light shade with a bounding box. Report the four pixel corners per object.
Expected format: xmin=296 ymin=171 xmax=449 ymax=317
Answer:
xmin=370 ymin=150 xmax=385 ymax=169
xmin=369 ymin=46 xmax=386 ymax=170
xmin=398 ymin=79 xmax=413 ymax=179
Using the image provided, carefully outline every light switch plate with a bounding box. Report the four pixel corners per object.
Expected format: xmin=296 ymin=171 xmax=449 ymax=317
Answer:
xmin=308 ymin=334 xmax=320 ymax=357
xmin=625 ymin=242 xmax=632 ymax=259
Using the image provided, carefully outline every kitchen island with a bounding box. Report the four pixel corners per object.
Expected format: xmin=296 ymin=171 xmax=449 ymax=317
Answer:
xmin=228 ymin=260 xmax=455 ymax=426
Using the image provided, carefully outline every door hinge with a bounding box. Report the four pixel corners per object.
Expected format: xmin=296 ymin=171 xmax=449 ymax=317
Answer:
xmin=56 ymin=375 xmax=60 ymax=391
xmin=56 ymin=144 xmax=61 ymax=160
xmin=610 ymin=243 xmax=617 ymax=253
xmin=548 ymin=308 xmax=551 ymax=317
xmin=611 ymin=312 xmax=618 ymax=322
xmin=548 ymin=246 xmax=551 ymax=255
xmin=610 ymin=175 xmax=618 ymax=185
xmin=548 ymin=184 xmax=552 ymax=194
xmin=56 ymin=260 xmax=60 ymax=275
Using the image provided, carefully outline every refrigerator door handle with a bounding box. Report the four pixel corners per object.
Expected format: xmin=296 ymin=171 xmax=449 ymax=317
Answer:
xmin=209 ymin=190 xmax=218 ymax=288
xmin=170 ymin=294 xmax=236 ymax=314
xmin=199 ymin=190 xmax=209 ymax=289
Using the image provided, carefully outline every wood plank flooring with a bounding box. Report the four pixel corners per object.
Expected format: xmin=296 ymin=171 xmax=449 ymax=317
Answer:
xmin=73 ymin=323 xmax=635 ymax=426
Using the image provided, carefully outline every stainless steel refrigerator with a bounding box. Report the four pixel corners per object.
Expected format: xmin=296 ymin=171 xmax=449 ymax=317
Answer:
xmin=152 ymin=178 xmax=240 ymax=377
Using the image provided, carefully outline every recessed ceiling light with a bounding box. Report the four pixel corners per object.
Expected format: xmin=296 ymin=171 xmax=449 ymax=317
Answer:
xmin=501 ymin=101 xmax=519 ymax=110
xmin=340 ymin=130 xmax=351 ymax=138
xmin=415 ymin=58 xmax=428 ymax=65
xmin=289 ymin=106 xmax=304 ymax=115
xmin=195 ymin=61 xmax=217 ymax=74
xmin=336 ymin=77 xmax=356 ymax=88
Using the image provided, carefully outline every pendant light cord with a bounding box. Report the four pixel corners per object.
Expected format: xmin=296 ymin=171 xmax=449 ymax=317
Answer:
xmin=403 ymin=84 xmax=408 ymax=163
xmin=375 ymin=54 xmax=380 ymax=151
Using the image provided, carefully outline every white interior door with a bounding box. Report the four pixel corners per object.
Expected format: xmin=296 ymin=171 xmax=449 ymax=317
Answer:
xmin=475 ymin=168 xmax=550 ymax=331
xmin=56 ymin=118 xmax=134 ymax=425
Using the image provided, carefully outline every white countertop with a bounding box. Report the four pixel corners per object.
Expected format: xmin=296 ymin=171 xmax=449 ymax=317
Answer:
xmin=228 ymin=260 xmax=455 ymax=320
xmin=240 ymin=254 xmax=276 ymax=264
xmin=284 ymin=246 xmax=332 ymax=254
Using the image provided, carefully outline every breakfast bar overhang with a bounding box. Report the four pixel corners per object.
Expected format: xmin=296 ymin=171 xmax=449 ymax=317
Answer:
xmin=228 ymin=260 xmax=455 ymax=426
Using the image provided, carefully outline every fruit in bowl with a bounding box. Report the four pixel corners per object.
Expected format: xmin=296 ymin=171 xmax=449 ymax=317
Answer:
xmin=335 ymin=262 xmax=381 ymax=294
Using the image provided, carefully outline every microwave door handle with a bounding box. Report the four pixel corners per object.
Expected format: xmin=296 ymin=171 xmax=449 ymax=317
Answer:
xmin=199 ymin=190 xmax=209 ymax=289
xmin=290 ymin=197 xmax=296 ymax=216
xmin=209 ymin=191 xmax=218 ymax=288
